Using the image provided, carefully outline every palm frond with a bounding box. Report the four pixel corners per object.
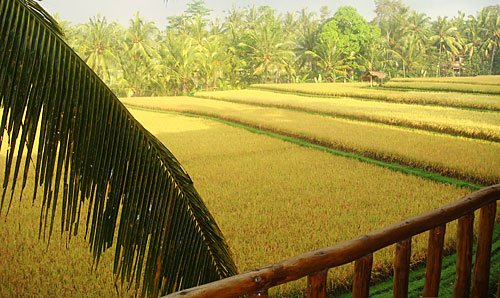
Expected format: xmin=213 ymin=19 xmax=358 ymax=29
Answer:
xmin=21 ymin=0 xmax=64 ymax=36
xmin=0 ymin=0 xmax=237 ymax=296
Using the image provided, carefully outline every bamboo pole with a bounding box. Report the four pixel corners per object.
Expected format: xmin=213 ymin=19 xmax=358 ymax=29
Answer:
xmin=453 ymin=214 xmax=474 ymax=298
xmin=423 ymin=225 xmax=446 ymax=297
xmin=306 ymin=270 xmax=328 ymax=298
xmin=393 ymin=238 xmax=411 ymax=298
xmin=471 ymin=202 xmax=496 ymax=298
xmin=353 ymin=254 xmax=373 ymax=298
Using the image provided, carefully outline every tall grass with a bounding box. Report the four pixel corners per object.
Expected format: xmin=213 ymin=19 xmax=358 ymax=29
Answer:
xmin=384 ymin=81 xmax=500 ymax=95
xmin=132 ymin=110 xmax=470 ymax=295
xmin=390 ymin=75 xmax=500 ymax=86
xmin=1 ymin=110 xmax=471 ymax=297
xmin=195 ymin=89 xmax=500 ymax=141
xmin=251 ymin=83 xmax=500 ymax=111
xmin=121 ymin=97 xmax=500 ymax=186
xmin=0 ymin=160 xmax=136 ymax=297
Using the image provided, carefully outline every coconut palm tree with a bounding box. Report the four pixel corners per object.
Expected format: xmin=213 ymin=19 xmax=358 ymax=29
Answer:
xmin=239 ymin=12 xmax=295 ymax=83
xmin=123 ymin=12 xmax=159 ymax=59
xmin=430 ymin=16 xmax=463 ymax=76
xmin=118 ymin=13 xmax=159 ymax=96
xmin=462 ymin=15 xmax=487 ymax=74
xmin=479 ymin=9 xmax=500 ymax=74
xmin=294 ymin=8 xmax=319 ymax=79
xmin=72 ymin=14 xmax=121 ymax=84
xmin=0 ymin=1 xmax=237 ymax=298
xmin=306 ymin=38 xmax=351 ymax=82
xmin=406 ymin=11 xmax=431 ymax=52
xmin=197 ymin=34 xmax=227 ymax=90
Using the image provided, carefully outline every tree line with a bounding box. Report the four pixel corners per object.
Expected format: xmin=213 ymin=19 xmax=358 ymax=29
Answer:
xmin=58 ymin=0 xmax=500 ymax=97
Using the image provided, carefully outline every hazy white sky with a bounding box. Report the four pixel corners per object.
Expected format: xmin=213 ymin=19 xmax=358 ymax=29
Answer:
xmin=40 ymin=0 xmax=500 ymax=28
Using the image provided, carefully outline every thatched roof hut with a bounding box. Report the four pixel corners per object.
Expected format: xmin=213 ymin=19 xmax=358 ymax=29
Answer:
xmin=362 ymin=71 xmax=387 ymax=87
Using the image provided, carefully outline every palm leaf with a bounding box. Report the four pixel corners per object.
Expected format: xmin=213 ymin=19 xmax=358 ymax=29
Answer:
xmin=0 ymin=0 xmax=237 ymax=296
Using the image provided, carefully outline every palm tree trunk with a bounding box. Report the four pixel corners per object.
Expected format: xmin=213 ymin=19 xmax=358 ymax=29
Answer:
xmin=438 ymin=45 xmax=442 ymax=77
xmin=264 ymin=64 xmax=269 ymax=83
xmin=183 ymin=75 xmax=188 ymax=94
xmin=490 ymin=44 xmax=497 ymax=75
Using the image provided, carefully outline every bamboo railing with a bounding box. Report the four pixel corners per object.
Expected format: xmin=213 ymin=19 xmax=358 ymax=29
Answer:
xmin=165 ymin=184 xmax=500 ymax=298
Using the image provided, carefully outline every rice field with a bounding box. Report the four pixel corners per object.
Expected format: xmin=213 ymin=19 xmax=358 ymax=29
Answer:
xmin=0 ymin=160 xmax=136 ymax=297
xmin=121 ymin=97 xmax=500 ymax=185
xmin=383 ymin=81 xmax=500 ymax=95
xmin=195 ymin=89 xmax=500 ymax=141
xmin=127 ymin=110 xmax=472 ymax=294
xmin=390 ymin=75 xmax=500 ymax=86
xmin=3 ymin=76 xmax=500 ymax=297
xmin=0 ymin=109 xmax=471 ymax=296
xmin=251 ymin=82 xmax=500 ymax=110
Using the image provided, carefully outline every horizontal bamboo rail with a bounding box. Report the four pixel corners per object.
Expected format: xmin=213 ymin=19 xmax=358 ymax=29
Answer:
xmin=165 ymin=185 xmax=500 ymax=298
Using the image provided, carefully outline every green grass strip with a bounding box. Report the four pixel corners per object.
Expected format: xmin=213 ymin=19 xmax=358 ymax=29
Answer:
xmin=126 ymin=105 xmax=483 ymax=191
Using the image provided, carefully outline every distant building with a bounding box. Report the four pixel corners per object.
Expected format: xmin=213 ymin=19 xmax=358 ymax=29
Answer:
xmin=361 ymin=71 xmax=387 ymax=87
xmin=451 ymin=57 xmax=464 ymax=76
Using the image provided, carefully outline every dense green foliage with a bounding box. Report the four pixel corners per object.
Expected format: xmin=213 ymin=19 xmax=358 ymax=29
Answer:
xmin=57 ymin=0 xmax=500 ymax=96
xmin=313 ymin=6 xmax=381 ymax=81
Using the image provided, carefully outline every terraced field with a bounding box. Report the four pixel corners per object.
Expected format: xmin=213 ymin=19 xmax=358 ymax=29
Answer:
xmin=388 ymin=75 xmax=500 ymax=94
xmin=195 ymin=90 xmax=500 ymax=141
xmin=3 ymin=77 xmax=499 ymax=297
xmin=129 ymin=111 xmax=470 ymax=292
xmin=122 ymin=97 xmax=500 ymax=186
xmin=390 ymin=75 xmax=500 ymax=85
xmin=251 ymin=82 xmax=500 ymax=110
xmin=120 ymin=77 xmax=500 ymax=295
xmin=384 ymin=81 xmax=500 ymax=95
xmin=0 ymin=110 xmax=469 ymax=296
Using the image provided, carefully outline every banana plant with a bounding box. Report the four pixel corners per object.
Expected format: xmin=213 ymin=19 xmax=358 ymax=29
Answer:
xmin=0 ymin=0 xmax=237 ymax=297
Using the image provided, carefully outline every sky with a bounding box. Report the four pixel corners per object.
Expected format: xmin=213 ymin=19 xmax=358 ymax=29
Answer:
xmin=40 ymin=0 xmax=500 ymax=28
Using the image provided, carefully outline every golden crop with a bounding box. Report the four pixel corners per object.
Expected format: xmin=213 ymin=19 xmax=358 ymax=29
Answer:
xmin=121 ymin=96 xmax=500 ymax=185
xmin=384 ymin=81 xmax=500 ymax=94
xmin=252 ymin=82 xmax=500 ymax=110
xmin=130 ymin=110 xmax=470 ymax=294
xmin=0 ymin=161 xmax=136 ymax=297
xmin=195 ymin=89 xmax=500 ymax=141
xmin=390 ymin=75 xmax=500 ymax=86
xmin=3 ymin=75 xmax=499 ymax=296
xmin=1 ymin=110 xmax=470 ymax=296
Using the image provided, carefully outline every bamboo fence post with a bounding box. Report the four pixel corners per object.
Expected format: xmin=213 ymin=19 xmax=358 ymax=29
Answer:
xmin=306 ymin=269 xmax=328 ymax=298
xmin=453 ymin=214 xmax=474 ymax=298
xmin=423 ymin=225 xmax=446 ymax=297
xmin=393 ymin=238 xmax=411 ymax=298
xmin=471 ymin=202 xmax=496 ymax=298
xmin=249 ymin=289 xmax=268 ymax=298
xmin=353 ymin=254 xmax=373 ymax=298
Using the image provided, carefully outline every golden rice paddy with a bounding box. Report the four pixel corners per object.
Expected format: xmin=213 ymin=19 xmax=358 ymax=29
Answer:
xmin=3 ymin=77 xmax=499 ymax=297
xmin=252 ymin=82 xmax=500 ymax=110
xmin=121 ymin=96 xmax=500 ymax=185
